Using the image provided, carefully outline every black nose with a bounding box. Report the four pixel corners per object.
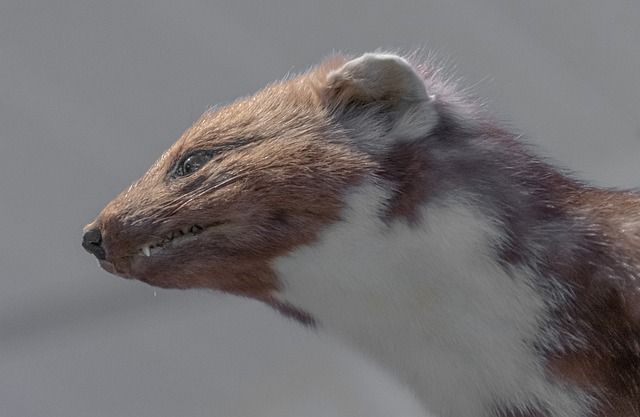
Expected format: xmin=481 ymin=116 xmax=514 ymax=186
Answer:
xmin=82 ymin=228 xmax=106 ymax=260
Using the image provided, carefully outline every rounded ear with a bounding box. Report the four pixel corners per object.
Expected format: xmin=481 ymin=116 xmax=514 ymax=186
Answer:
xmin=326 ymin=53 xmax=429 ymax=105
xmin=324 ymin=53 xmax=437 ymax=144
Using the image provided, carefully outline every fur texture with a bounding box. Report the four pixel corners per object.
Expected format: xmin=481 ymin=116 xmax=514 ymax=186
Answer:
xmin=83 ymin=52 xmax=640 ymax=417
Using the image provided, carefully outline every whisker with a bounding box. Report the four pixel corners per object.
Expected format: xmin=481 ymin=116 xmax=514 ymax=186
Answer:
xmin=130 ymin=163 xmax=300 ymax=225
xmin=166 ymin=173 xmax=250 ymax=216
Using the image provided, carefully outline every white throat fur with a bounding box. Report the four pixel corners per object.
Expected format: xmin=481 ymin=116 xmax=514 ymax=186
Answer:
xmin=275 ymin=184 xmax=588 ymax=417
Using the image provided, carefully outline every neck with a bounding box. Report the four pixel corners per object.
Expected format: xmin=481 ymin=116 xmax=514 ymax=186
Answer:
xmin=274 ymin=183 xmax=588 ymax=417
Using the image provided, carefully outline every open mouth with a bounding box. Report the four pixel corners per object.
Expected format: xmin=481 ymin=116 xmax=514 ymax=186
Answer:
xmin=138 ymin=223 xmax=213 ymax=257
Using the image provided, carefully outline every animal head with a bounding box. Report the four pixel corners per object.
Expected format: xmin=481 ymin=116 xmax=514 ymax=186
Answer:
xmin=82 ymin=53 xmax=441 ymax=300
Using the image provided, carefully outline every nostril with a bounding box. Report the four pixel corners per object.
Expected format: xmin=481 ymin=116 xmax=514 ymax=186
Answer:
xmin=82 ymin=228 xmax=106 ymax=260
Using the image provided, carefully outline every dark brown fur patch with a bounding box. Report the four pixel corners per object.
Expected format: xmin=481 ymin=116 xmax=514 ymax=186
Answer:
xmin=376 ymin=140 xmax=432 ymax=224
xmin=543 ymin=189 xmax=640 ymax=417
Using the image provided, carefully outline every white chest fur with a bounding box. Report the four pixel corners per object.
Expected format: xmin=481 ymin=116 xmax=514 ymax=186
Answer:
xmin=275 ymin=184 xmax=588 ymax=417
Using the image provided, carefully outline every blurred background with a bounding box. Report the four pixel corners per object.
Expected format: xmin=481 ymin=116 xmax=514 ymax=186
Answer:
xmin=1 ymin=1 xmax=639 ymax=416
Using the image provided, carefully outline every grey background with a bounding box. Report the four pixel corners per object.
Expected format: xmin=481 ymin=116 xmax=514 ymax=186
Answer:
xmin=1 ymin=1 xmax=639 ymax=416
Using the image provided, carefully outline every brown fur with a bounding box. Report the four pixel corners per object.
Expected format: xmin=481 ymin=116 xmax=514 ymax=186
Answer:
xmin=86 ymin=60 xmax=375 ymax=298
xmin=546 ymin=189 xmax=640 ymax=417
xmin=376 ymin=140 xmax=433 ymax=224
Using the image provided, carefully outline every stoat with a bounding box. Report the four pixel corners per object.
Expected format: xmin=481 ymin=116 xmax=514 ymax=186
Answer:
xmin=83 ymin=53 xmax=640 ymax=417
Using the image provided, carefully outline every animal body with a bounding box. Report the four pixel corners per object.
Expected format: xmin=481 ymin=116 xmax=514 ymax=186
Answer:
xmin=83 ymin=52 xmax=640 ymax=417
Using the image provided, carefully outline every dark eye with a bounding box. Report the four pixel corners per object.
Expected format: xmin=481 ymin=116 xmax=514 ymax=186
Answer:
xmin=174 ymin=151 xmax=213 ymax=177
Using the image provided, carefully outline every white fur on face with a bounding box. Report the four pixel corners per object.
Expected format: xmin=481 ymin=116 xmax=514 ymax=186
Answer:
xmin=275 ymin=183 xmax=589 ymax=417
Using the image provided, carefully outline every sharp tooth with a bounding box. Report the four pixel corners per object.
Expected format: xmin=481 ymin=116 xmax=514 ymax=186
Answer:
xmin=142 ymin=246 xmax=151 ymax=257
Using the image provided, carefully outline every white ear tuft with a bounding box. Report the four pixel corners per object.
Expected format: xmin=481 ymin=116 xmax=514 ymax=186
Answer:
xmin=325 ymin=53 xmax=437 ymax=145
xmin=327 ymin=53 xmax=429 ymax=104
